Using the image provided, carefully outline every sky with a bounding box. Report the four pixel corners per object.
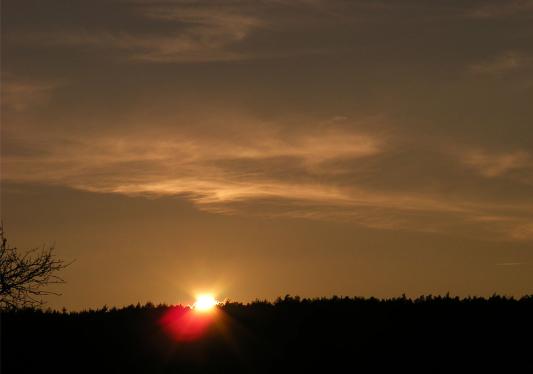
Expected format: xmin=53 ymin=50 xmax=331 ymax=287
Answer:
xmin=1 ymin=0 xmax=533 ymax=310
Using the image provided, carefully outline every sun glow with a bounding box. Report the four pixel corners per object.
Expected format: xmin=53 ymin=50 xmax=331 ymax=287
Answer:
xmin=193 ymin=294 xmax=218 ymax=312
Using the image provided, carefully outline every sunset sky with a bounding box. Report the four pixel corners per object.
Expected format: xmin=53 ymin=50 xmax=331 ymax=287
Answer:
xmin=2 ymin=0 xmax=533 ymax=310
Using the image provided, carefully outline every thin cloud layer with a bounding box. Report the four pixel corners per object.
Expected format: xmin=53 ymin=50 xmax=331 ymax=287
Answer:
xmin=2 ymin=122 xmax=382 ymax=199
xmin=2 ymin=0 xmax=533 ymax=242
xmin=3 ymin=116 xmax=533 ymax=241
xmin=11 ymin=6 xmax=261 ymax=63
xmin=1 ymin=76 xmax=60 ymax=112
xmin=462 ymin=149 xmax=531 ymax=178
xmin=471 ymin=51 xmax=533 ymax=75
xmin=466 ymin=0 xmax=533 ymax=19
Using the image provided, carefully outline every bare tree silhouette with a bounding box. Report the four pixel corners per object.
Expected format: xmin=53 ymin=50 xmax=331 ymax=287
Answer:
xmin=0 ymin=223 xmax=69 ymax=309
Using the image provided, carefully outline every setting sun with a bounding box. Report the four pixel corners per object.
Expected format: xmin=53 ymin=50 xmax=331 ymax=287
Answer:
xmin=193 ymin=294 xmax=218 ymax=312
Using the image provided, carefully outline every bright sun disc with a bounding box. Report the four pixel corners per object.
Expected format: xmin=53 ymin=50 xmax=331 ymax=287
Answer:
xmin=194 ymin=294 xmax=218 ymax=312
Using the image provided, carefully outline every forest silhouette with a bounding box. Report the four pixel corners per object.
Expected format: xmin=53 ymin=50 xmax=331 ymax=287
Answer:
xmin=3 ymin=295 xmax=532 ymax=373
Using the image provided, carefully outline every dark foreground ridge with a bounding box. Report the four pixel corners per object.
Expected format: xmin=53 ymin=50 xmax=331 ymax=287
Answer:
xmin=3 ymin=295 xmax=533 ymax=373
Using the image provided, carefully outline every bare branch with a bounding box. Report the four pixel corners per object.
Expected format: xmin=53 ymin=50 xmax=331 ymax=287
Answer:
xmin=0 ymin=223 xmax=70 ymax=310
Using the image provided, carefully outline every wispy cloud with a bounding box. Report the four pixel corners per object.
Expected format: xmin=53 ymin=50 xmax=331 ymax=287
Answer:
xmin=3 ymin=0 xmax=533 ymax=243
xmin=3 ymin=119 xmax=533 ymax=241
xmin=1 ymin=122 xmax=383 ymax=204
xmin=0 ymin=75 xmax=60 ymax=111
xmin=470 ymin=51 xmax=533 ymax=74
xmin=495 ymin=262 xmax=524 ymax=266
xmin=12 ymin=2 xmax=263 ymax=63
xmin=510 ymin=223 xmax=533 ymax=240
xmin=467 ymin=0 xmax=533 ymax=19
xmin=461 ymin=149 xmax=531 ymax=178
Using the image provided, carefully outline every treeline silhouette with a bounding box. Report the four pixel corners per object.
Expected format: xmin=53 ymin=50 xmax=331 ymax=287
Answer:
xmin=3 ymin=295 xmax=533 ymax=373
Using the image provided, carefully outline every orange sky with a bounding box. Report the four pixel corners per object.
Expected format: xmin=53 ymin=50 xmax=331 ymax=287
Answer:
xmin=1 ymin=0 xmax=533 ymax=309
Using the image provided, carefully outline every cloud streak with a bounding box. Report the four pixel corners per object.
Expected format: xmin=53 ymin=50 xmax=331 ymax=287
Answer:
xmin=2 ymin=0 xmax=533 ymax=242
xmin=1 ymin=75 xmax=60 ymax=111
xmin=462 ymin=149 xmax=531 ymax=178
xmin=470 ymin=51 xmax=533 ymax=75
xmin=17 ymin=22 xmax=259 ymax=63
xmin=466 ymin=0 xmax=533 ymax=19
xmin=3 ymin=117 xmax=533 ymax=241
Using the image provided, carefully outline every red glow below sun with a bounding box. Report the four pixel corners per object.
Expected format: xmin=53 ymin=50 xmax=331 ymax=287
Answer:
xmin=159 ymin=305 xmax=217 ymax=341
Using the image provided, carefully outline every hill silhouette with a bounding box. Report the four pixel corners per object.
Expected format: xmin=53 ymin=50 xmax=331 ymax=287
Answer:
xmin=2 ymin=295 xmax=533 ymax=373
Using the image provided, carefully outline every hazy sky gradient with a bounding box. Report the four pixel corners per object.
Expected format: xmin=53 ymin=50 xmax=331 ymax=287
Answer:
xmin=2 ymin=0 xmax=533 ymax=309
